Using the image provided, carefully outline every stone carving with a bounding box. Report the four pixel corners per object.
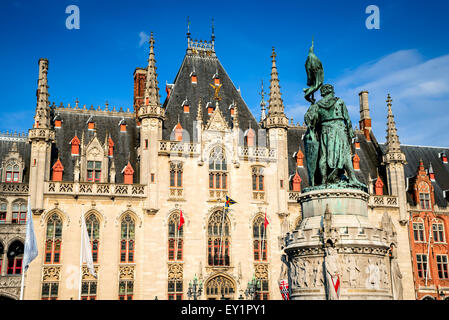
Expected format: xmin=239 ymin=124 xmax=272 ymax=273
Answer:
xmin=119 ymin=265 xmax=135 ymax=280
xmin=279 ymin=254 xmax=289 ymax=283
xmin=390 ymin=245 xmax=403 ymax=300
xmin=305 ymin=259 xmax=313 ymax=288
xmin=82 ymin=266 xmax=98 ymax=280
xmin=366 ymin=258 xmax=380 ymax=289
xmin=42 ymin=266 xmax=61 ymax=281
xmin=346 ymin=256 xmax=360 ymax=287
xmin=254 ymin=264 xmax=268 ymax=280
xmin=324 ymin=245 xmax=340 ymax=299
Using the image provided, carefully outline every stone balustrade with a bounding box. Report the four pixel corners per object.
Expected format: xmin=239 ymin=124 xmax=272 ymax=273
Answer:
xmin=238 ymin=146 xmax=276 ymax=159
xmin=159 ymin=141 xmax=199 ymax=155
xmin=45 ymin=181 xmax=146 ymax=198
xmin=0 ymin=183 xmax=29 ymax=194
xmin=368 ymin=195 xmax=399 ymax=208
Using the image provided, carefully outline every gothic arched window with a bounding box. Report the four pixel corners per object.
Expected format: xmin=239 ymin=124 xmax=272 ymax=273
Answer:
xmin=432 ymin=219 xmax=445 ymax=243
xmin=12 ymin=201 xmax=26 ymax=224
xmin=209 ymin=147 xmax=227 ymax=190
xmin=7 ymin=240 xmax=24 ymax=275
xmin=0 ymin=201 xmax=7 ymax=223
xmin=5 ymin=162 xmax=20 ymax=183
xmin=418 ymin=182 xmax=431 ymax=210
xmin=168 ymin=211 xmax=183 ymax=261
xmin=86 ymin=214 xmax=100 ymax=263
xmin=413 ymin=217 xmax=425 ymax=242
xmin=207 ymin=210 xmax=230 ymax=266
xmin=253 ymin=215 xmax=267 ymax=262
xmin=45 ymin=214 xmax=62 ymax=264
xmin=120 ymin=214 xmax=135 ymax=263
xmin=252 ymin=167 xmax=264 ymax=191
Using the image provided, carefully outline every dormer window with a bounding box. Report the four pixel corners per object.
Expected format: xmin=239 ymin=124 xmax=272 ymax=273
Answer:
xmin=166 ymin=83 xmax=174 ymax=99
xmin=122 ymin=162 xmax=134 ymax=185
xmin=119 ymin=119 xmax=127 ymax=132
xmin=355 ymin=140 xmax=360 ymax=149
xmin=245 ymin=129 xmax=255 ymax=147
xmin=229 ymin=103 xmax=235 ymax=116
xmin=182 ymin=99 xmax=189 ymax=113
xmin=375 ymin=176 xmax=384 ymax=196
xmin=418 ymin=181 xmax=431 ymax=210
xmin=214 ymin=78 xmax=220 ymax=86
xmin=70 ymin=136 xmax=80 ymax=156
xmin=353 ymin=154 xmax=360 ymax=170
xmin=52 ymin=159 xmax=64 ymax=182
xmin=88 ymin=118 xmax=95 ymax=131
xmin=174 ymin=123 xmax=183 ymax=141
xmin=291 ymin=171 xmax=302 ymax=192
xmin=294 ymin=149 xmax=304 ymax=168
xmin=441 ymin=153 xmax=448 ymax=164
xmin=206 ymin=102 xmax=214 ymax=114
xmin=190 ymin=71 xmax=197 ymax=84
xmin=5 ymin=162 xmax=20 ymax=183
xmin=87 ymin=161 xmax=101 ymax=182
xmin=54 ymin=120 xmax=62 ymax=128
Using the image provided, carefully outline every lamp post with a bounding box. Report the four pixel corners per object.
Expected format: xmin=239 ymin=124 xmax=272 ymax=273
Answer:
xmin=245 ymin=275 xmax=260 ymax=300
xmin=187 ymin=275 xmax=203 ymax=300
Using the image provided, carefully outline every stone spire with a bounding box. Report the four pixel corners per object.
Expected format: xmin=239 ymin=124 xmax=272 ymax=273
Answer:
xmin=265 ymin=47 xmax=288 ymax=129
xmin=383 ymin=94 xmax=406 ymax=163
xmin=144 ymin=32 xmax=160 ymax=107
xmin=34 ymin=58 xmax=51 ymax=129
xmin=137 ymin=32 xmax=164 ymax=121
xmin=260 ymin=80 xmax=267 ymax=122
xmin=359 ymin=91 xmax=372 ymax=141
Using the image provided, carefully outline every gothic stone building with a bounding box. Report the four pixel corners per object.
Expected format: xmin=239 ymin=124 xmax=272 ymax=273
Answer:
xmin=0 ymin=30 xmax=448 ymax=300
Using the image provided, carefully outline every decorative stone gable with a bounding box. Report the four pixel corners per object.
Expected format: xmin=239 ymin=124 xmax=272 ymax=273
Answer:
xmin=205 ymin=105 xmax=229 ymax=132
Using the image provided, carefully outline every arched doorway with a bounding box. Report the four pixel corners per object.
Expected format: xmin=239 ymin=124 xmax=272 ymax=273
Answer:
xmin=422 ymin=295 xmax=435 ymax=300
xmin=205 ymin=275 xmax=236 ymax=300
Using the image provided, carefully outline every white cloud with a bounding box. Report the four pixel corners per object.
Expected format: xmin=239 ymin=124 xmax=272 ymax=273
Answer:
xmin=138 ymin=31 xmax=149 ymax=47
xmin=333 ymin=49 xmax=449 ymax=146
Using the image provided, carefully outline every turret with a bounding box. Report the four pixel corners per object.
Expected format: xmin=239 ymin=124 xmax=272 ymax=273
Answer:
xmin=28 ymin=58 xmax=55 ymax=213
xmin=138 ymin=32 xmax=164 ymax=214
xmin=359 ymin=91 xmax=372 ymax=141
xmin=382 ymin=94 xmax=407 ymax=223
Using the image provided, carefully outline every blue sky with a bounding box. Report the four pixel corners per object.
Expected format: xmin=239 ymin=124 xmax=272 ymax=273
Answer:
xmin=1 ymin=0 xmax=448 ymax=146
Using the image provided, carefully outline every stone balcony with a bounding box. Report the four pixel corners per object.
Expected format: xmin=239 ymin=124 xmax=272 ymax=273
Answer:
xmin=238 ymin=146 xmax=276 ymax=160
xmin=168 ymin=187 xmax=184 ymax=201
xmin=45 ymin=181 xmax=146 ymax=198
xmin=159 ymin=141 xmax=199 ymax=155
xmin=0 ymin=183 xmax=29 ymax=195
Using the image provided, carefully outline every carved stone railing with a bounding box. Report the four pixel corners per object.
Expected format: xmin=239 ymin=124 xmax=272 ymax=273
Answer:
xmin=209 ymin=189 xmax=228 ymax=201
xmin=288 ymin=191 xmax=301 ymax=203
xmin=159 ymin=141 xmax=199 ymax=155
xmin=238 ymin=147 xmax=276 ymax=160
xmin=0 ymin=275 xmax=22 ymax=299
xmin=368 ymin=195 xmax=399 ymax=208
xmin=45 ymin=182 xmax=146 ymax=198
xmin=252 ymin=191 xmax=265 ymax=201
xmin=0 ymin=183 xmax=29 ymax=194
xmin=168 ymin=187 xmax=184 ymax=200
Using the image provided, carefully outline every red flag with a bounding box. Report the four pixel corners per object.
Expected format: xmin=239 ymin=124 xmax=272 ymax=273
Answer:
xmin=178 ymin=210 xmax=185 ymax=230
xmin=264 ymin=210 xmax=269 ymax=229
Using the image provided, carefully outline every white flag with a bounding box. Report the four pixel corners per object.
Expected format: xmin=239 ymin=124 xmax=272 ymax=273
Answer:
xmin=81 ymin=213 xmax=96 ymax=278
xmin=23 ymin=200 xmax=38 ymax=271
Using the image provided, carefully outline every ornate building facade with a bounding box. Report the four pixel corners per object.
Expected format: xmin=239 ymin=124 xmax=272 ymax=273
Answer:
xmin=0 ymin=29 xmax=448 ymax=300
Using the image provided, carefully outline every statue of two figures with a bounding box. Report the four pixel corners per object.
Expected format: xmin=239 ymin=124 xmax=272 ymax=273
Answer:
xmin=303 ymin=41 xmax=366 ymax=191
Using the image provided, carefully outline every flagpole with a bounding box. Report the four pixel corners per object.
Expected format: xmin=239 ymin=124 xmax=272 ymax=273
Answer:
xmin=175 ymin=212 xmax=179 ymax=260
xmin=19 ymin=259 xmax=26 ymax=300
xmin=425 ymin=219 xmax=432 ymax=286
xmin=78 ymin=206 xmax=84 ymax=300
xmin=218 ymin=202 xmax=226 ymax=265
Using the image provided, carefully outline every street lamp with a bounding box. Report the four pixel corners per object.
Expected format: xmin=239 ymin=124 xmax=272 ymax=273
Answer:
xmin=187 ymin=275 xmax=203 ymax=300
xmin=245 ymin=275 xmax=260 ymax=300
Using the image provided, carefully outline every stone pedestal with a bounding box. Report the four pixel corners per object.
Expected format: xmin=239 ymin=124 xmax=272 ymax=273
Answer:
xmin=284 ymin=189 xmax=395 ymax=300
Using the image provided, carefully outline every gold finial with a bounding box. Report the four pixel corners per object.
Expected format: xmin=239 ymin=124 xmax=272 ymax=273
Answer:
xmin=209 ymin=83 xmax=222 ymax=101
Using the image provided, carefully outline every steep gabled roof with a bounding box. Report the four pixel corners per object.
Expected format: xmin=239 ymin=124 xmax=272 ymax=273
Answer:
xmin=162 ymin=52 xmax=260 ymax=142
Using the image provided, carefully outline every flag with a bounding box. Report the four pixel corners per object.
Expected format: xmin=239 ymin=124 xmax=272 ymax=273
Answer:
xmin=264 ymin=210 xmax=269 ymax=229
xmin=224 ymin=195 xmax=236 ymax=208
xmin=81 ymin=213 xmax=97 ymax=278
xmin=332 ymin=275 xmax=341 ymax=299
xmin=279 ymin=279 xmax=290 ymax=300
xmin=23 ymin=201 xmax=38 ymax=271
xmin=178 ymin=210 xmax=185 ymax=230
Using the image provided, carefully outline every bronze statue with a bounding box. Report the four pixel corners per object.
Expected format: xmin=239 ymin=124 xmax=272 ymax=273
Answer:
xmin=303 ymin=42 xmax=366 ymax=191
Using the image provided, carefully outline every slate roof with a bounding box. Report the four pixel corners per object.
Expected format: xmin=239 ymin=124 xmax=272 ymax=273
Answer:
xmin=162 ymin=53 xmax=260 ymax=142
xmin=0 ymin=134 xmax=31 ymax=183
xmin=50 ymin=109 xmax=139 ymax=184
xmin=399 ymin=145 xmax=449 ymax=208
